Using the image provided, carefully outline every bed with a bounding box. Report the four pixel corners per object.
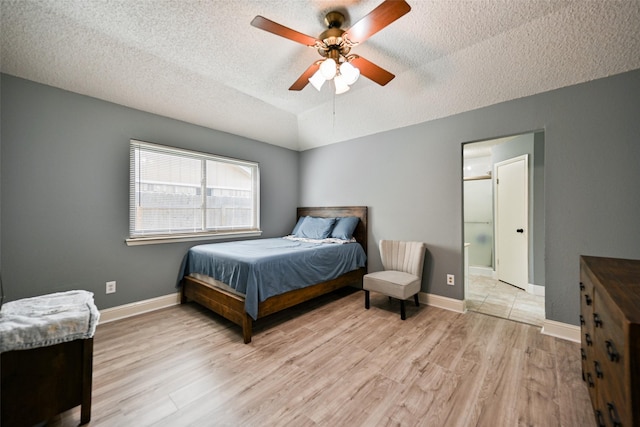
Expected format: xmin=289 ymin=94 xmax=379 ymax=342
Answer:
xmin=180 ymin=206 xmax=368 ymax=343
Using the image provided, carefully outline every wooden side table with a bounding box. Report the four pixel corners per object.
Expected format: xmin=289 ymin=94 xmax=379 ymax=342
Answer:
xmin=0 ymin=290 xmax=99 ymax=426
xmin=2 ymin=338 xmax=94 ymax=426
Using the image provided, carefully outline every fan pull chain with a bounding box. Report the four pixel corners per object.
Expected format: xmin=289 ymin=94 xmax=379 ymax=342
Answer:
xmin=332 ymin=91 xmax=336 ymax=138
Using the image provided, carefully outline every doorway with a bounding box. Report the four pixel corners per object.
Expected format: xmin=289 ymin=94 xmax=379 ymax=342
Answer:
xmin=462 ymin=133 xmax=545 ymax=327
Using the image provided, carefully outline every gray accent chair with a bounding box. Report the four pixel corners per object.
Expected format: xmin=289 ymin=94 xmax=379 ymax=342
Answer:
xmin=363 ymin=240 xmax=426 ymax=320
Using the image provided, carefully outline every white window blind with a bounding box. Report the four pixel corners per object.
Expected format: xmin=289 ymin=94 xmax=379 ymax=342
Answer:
xmin=129 ymin=140 xmax=260 ymax=242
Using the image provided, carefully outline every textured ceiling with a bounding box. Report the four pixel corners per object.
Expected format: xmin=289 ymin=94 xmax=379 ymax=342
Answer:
xmin=2 ymin=0 xmax=639 ymax=151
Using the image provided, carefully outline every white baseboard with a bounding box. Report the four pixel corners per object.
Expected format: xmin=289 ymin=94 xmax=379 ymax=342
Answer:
xmin=469 ymin=269 xmax=545 ymax=297
xmin=527 ymin=283 xmax=545 ymax=296
xmin=541 ymin=319 xmax=581 ymax=343
xmin=419 ymin=292 xmax=466 ymax=313
xmin=469 ymin=266 xmax=495 ymax=278
xmin=419 ymin=291 xmax=578 ymax=344
xmin=99 ymin=292 xmax=181 ymax=324
xmin=100 ymin=291 xmax=465 ymax=324
xmin=99 ymin=291 xmax=578 ymax=343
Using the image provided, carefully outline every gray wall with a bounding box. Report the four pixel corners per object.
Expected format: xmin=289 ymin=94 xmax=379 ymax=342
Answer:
xmin=0 ymin=76 xmax=2 ymax=280
xmin=3 ymin=70 xmax=639 ymax=326
xmin=300 ymin=69 xmax=640 ymax=325
xmin=1 ymin=74 xmax=299 ymax=309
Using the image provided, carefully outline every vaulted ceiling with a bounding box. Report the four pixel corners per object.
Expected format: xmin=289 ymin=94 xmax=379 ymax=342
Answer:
xmin=2 ymin=1 xmax=639 ymax=151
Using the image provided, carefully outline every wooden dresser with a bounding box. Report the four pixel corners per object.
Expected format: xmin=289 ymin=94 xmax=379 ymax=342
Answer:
xmin=580 ymin=256 xmax=640 ymax=427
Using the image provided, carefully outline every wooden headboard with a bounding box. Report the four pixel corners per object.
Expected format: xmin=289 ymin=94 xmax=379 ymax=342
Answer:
xmin=296 ymin=206 xmax=368 ymax=256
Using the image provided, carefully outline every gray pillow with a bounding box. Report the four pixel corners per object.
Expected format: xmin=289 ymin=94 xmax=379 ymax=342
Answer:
xmin=291 ymin=216 xmax=307 ymax=235
xmin=295 ymin=217 xmax=336 ymax=239
xmin=331 ymin=216 xmax=359 ymax=240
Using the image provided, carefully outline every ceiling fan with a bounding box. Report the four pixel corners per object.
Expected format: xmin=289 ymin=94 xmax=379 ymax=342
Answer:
xmin=250 ymin=0 xmax=411 ymax=94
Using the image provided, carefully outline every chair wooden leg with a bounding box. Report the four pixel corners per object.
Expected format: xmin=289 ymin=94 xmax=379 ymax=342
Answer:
xmin=364 ymin=290 xmax=370 ymax=309
xmin=400 ymin=300 xmax=406 ymax=320
xmin=414 ymin=294 xmax=420 ymax=307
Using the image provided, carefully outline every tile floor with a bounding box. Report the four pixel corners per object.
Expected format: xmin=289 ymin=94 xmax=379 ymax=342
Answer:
xmin=466 ymin=274 xmax=545 ymax=327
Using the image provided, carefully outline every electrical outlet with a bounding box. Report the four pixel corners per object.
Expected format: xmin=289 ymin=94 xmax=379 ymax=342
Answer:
xmin=447 ymin=274 xmax=455 ymax=286
xmin=106 ymin=281 xmax=116 ymax=294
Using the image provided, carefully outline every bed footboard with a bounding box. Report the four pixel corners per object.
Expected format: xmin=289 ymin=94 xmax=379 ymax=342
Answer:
xmin=257 ymin=268 xmax=364 ymax=318
xmin=182 ymin=267 xmax=365 ymax=343
xmin=182 ymin=275 xmax=253 ymax=343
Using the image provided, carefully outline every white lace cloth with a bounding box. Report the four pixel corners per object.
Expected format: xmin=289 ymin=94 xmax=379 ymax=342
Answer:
xmin=0 ymin=290 xmax=99 ymax=353
xmin=283 ymin=235 xmax=356 ymax=244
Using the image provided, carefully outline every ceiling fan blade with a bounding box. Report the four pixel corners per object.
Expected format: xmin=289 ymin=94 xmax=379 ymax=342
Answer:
xmin=350 ymin=56 xmax=395 ymax=86
xmin=344 ymin=0 xmax=411 ymax=44
xmin=251 ymin=16 xmax=319 ymax=47
xmin=289 ymin=62 xmax=321 ymax=91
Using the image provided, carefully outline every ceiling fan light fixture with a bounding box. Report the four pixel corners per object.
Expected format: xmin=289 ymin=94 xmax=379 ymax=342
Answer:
xmin=334 ymin=74 xmax=350 ymax=94
xmin=308 ymin=70 xmax=326 ymax=91
xmin=319 ymin=58 xmax=337 ymax=80
xmin=339 ymin=61 xmax=360 ymax=85
xmin=251 ymin=1 xmax=411 ymax=93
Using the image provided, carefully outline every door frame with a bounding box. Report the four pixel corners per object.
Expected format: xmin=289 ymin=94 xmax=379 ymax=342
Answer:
xmin=494 ymin=154 xmax=529 ymax=289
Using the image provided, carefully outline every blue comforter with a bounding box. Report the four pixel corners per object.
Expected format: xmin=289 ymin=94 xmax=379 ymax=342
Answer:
xmin=179 ymin=238 xmax=367 ymax=319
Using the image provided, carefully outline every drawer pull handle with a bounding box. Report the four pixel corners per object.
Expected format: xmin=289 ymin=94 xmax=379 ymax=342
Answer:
xmin=607 ymin=402 xmax=622 ymax=427
xmin=594 ymin=361 xmax=603 ymax=379
xmin=586 ymin=373 xmax=595 ymax=388
xmin=605 ymin=340 xmax=620 ymax=362
xmin=595 ymin=410 xmax=606 ymax=427
xmin=580 ymin=315 xmax=585 ymax=326
xmin=593 ymin=313 xmax=602 ymax=327
xmin=581 ymin=348 xmax=587 ymax=360
xmin=579 ymin=281 xmax=585 ymax=291
xmin=585 ymin=333 xmax=592 ymax=346
xmin=584 ymin=294 xmax=592 ymax=306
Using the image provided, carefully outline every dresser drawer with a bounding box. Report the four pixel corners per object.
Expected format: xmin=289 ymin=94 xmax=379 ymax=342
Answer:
xmin=594 ymin=290 xmax=630 ymax=426
xmin=579 ymin=268 xmax=595 ymax=315
xmin=593 ymin=346 xmax=627 ymax=427
xmin=593 ymin=286 xmax=625 ymax=364
xmin=597 ymin=383 xmax=627 ymax=427
xmin=580 ymin=268 xmax=597 ymax=398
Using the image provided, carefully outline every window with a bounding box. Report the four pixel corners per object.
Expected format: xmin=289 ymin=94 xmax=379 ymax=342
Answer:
xmin=127 ymin=140 xmax=260 ymax=245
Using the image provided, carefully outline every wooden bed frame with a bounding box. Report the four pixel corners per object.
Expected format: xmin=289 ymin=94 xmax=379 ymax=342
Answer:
xmin=181 ymin=206 xmax=368 ymax=343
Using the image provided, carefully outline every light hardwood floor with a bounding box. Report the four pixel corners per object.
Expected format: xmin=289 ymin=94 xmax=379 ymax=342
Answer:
xmin=50 ymin=288 xmax=594 ymax=426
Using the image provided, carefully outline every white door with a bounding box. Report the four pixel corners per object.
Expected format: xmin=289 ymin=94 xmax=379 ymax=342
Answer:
xmin=495 ymin=155 xmax=528 ymax=289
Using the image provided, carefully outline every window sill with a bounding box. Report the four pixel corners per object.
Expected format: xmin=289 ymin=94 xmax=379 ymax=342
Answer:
xmin=125 ymin=230 xmax=263 ymax=246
